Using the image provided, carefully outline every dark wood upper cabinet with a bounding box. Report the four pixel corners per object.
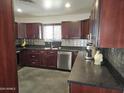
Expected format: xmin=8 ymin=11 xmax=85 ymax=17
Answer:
xmin=90 ymin=0 xmax=100 ymax=46
xmin=81 ymin=19 xmax=90 ymax=39
xmin=70 ymin=21 xmax=81 ymax=39
xmin=62 ymin=22 xmax=70 ymax=39
xmin=90 ymin=0 xmax=124 ymax=48
xmin=62 ymin=21 xmax=90 ymax=39
xmin=0 ymin=0 xmax=18 ymax=93
xmin=16 ymin=23 xmax=42 ymax=39
xmin=14 ymin=22 xmax=18 ymax=39
xmin=17 ymin=23 xmax=27 ymax=38
xmin=26 ymin=23 xmax=41 ymax=39
xmin=62 ymin=21 xmax=81 ymax=39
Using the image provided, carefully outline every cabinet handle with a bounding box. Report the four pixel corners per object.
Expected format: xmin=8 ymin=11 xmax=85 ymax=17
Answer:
xmin=49 ymin=52 xmax=55 ymax=54
xmin=32 ymin=62 xmax=36 ymax=64
xmin=32 ymin=59 xmax=40 ymax=62
xmin=32 ymin=55 xmax=35 ymax=58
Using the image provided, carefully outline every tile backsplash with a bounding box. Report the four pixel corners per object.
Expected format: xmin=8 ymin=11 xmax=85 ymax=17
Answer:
xmin=103 ymin=48 xmax=124 ymax=78
xmin=16 ymin=39 xmax=45 ymax=46
xmin=61 ymin=39 xmax=88 ymax=47
xmin=16 ymin=39 xmax=88 ymax=47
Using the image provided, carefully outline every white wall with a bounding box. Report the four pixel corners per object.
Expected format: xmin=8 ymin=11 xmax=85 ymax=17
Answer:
xmin=15 ymin=13 xmax=90 ymax=24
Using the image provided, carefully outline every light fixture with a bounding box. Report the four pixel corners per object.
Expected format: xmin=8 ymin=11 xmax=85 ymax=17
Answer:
xmin=65 ymin=2 xmax=71 ymax=8
xmin=17 ymin=8 xmax=22 ymax=13
xmin=43 ymin=0 xmax=52 ymax=9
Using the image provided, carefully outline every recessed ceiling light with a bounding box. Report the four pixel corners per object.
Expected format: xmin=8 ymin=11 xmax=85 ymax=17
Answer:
xmin=17 ymin=8 xmax=23 ymax=13
xmin=43 ymin=0 xmax=52 ymax=9
xmin=65 ymin=2 xmax=71 ymax=8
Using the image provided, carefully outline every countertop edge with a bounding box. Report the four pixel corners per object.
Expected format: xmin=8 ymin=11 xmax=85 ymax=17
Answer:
xmin=67 ymin=80 xmax=124 ymax=90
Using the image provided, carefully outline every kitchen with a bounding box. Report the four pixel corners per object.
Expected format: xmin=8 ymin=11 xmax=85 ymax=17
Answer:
xmin=0 ymin=0 xmax=124 ymax=93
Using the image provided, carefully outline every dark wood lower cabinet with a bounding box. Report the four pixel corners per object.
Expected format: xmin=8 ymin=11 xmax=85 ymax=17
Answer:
xmin=19 ymin=50 xmax=27 ymax=66
xmin=40 ymin=51 xmax=47 ymax=67
xmin=45 ymin=51 xmax=57 ymax=68
xmin=19 ymin=49 xmax=77 ymax=69
xmin=19 ymin=50 xmax=57 ymax=69
xmin=70 ymin=83 xmax=123 ymax=93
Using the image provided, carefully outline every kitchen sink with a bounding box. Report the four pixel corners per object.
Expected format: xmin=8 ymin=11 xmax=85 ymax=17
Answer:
xmin=44 ymin=47 xmax=58 ymax=50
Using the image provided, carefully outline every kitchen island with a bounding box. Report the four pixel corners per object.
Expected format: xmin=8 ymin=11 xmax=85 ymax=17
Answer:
xmin=68 ymin=51 xmax=124 ymax=93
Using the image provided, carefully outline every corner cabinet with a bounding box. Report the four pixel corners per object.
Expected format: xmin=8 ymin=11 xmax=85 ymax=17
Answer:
xmin=90 ymin=0 xmax=124 ymax=48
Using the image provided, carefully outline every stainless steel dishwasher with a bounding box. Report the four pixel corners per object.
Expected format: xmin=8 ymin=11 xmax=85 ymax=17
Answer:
xmin=57 ymin=51 xmax=72 ymax=70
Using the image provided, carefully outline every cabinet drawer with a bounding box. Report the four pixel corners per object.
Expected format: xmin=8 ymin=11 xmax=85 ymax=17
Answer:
xmin=30 ymin=61 xmax=41 ymax=66
xmin=31 ymin=59 xmax=40 ymax=62
xmin=29 ymin=54 xmax=41 ymax=59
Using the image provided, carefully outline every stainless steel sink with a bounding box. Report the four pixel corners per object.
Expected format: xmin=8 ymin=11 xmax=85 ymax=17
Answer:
xmin=44 ymin=47 xmax=58 ymax=50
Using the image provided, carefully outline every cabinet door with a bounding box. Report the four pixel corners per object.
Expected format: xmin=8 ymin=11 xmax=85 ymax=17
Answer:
xmin=100 ymin=87 xmax=123 ymax=93
xmin=81 ymin=19 xmax=90 ymax=39
xmin=62 ymin=21 xmax=82 ymax=39
xmin=0 ymin=0 xmax=18 ymax=92
xmin=70 ymin=83 xmax=123 ymax=93
xmin=19 ymin=50 xmax=28 ymax=66
xmin=18 ymin=23 xmax=27 ymax=38
xmin=70 ymin=83 xmax=81 ymax=93
xmin=81 ymin=85 xmax=101 ymax=93
xmin=40 ymin=51 xmax=47 ymax=67
xmin=99 ymin=0 xmax=124 ymax=48
xmin=26 ymin=23 xmax=40 ymax=39
xmin=90 ymin=0 xmax=100 ymax=46
xmin=69 ymin=21 xmax=81 ymax=39
xmin=19 ymin=50 xmax=27 ymax=66
xmin=46 ymin=51 xmax=57 ymax=68
xmin=26 ymin=23 xmax=34 ymax=39
xmin=62 ymin=22 xmax=70 ymax=39
xmin=70 ymin=83 xmax=100 ymax=93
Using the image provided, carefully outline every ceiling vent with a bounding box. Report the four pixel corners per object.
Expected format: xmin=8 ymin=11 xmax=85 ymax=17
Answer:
xmin=19 ymin=0 xmax=35 ymax=3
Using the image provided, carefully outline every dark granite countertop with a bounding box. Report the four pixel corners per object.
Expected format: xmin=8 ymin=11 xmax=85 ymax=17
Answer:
xmin=68 ymin=51 xmax=124 ymax=90
xmin=16 ymin=45 xmax=84 ymax=51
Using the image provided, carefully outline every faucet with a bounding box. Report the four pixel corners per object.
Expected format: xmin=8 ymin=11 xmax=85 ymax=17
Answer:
xmin=50 ymin=42 xmax=53 ymax=49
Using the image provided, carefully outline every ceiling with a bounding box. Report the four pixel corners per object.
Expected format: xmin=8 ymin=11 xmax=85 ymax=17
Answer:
xmin=13 ymin=0 xmax=94 ymax=18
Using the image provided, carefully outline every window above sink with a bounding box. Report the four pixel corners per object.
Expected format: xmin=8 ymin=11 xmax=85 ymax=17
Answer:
xmin=43 ymin=24 xmax=62 ymax=42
